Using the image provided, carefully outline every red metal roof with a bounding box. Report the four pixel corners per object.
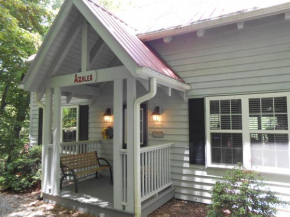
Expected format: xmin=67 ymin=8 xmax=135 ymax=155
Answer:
xmin=118 ymin=0 xmax=290 ymax=36
xmin=86 ymin=0 xmax=185 ymax=83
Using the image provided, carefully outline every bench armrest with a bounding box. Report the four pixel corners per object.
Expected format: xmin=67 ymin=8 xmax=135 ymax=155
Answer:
xmin=60 ymin=163 xmax=76 ymax=177
xmin=98 ymin=157 xmax=111 ymax=168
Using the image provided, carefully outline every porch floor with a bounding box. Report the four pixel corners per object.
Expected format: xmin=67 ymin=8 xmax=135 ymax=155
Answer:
xmin=61 ymin=176 xmax=113 ymax=208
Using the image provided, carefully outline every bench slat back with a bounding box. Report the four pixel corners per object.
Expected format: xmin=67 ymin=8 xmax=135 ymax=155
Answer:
xmin=61 ymin=151 xmax=99 ymax=171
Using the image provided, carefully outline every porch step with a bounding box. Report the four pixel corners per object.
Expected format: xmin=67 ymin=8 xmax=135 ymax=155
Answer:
xmin=141 ymin=186 xmax=175 ymax=217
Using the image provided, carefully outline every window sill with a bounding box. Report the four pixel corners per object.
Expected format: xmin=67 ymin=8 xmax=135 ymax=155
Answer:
xmin=206 ymin=164 xmax=290 ymax=176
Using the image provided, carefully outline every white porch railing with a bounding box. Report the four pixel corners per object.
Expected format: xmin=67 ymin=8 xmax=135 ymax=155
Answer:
xmin=60 ymin=140 xmax=100 ymax=155
xmin=120 ymin=143 xmax=173 ymax=205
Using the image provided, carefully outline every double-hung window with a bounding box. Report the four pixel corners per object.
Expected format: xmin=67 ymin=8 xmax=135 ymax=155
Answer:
xmin=206 ymin=93 xmax=290 ymax=173
xmin=208 ymin=99 xmax=243 ymax=165
xmin=61 ymin=106 xmax=79 ymax=142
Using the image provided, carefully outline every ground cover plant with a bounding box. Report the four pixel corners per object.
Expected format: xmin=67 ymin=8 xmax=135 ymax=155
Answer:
xmin=0 ymin=145 xmax=42 ymax=192
xmin=207 ymin=163 xmax=286 ymax=217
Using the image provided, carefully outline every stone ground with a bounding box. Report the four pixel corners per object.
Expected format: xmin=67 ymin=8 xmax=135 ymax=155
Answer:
xmin=0 ymin=191 xmax=95 ymax=217
xmin=0 ymin=191 xmax=208 ymax=217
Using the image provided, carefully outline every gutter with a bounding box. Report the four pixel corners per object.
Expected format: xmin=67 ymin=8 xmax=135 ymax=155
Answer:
xmin=134 ymin=77 xmax=157 ymax=217
xmin=138 ymin=2 xmax=290 ymax=41
xmin=35 ymin=93 xmax=45 ymax=199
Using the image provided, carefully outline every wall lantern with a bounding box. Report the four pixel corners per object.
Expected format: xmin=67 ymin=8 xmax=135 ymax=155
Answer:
xmin=103 ymin=108 xmax=112 ymax=122
xmin=152 ymin=106 xmax=161 ymax=121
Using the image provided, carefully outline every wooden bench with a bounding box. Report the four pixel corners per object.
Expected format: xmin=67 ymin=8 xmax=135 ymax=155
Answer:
xmin=60 ymin=151 xmax=112 ymax=193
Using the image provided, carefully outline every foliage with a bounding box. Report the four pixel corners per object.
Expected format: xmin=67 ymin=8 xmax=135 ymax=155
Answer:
xmin=0 ymin=145 xmax=42 ymax=192
xmin=207 ymin=164 xmax=286 ymax=217
xmin=0 ymin=0 xmax=62 ymax=168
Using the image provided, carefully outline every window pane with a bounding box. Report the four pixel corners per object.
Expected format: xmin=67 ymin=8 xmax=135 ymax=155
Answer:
xmin=221 ymin=115 xmax=230 ymax=130
xmin=212 ymin=133 xmax=221 ymax=147
xmin=275 ymin=114 xmax=288 ymax=130
xmin=232 ymin=115 xmax=242 ymax=130
xmin=249 ymin=115 xmax=261 ymax=130
xmin=210 ymin=115 xmax=220 ymax=130
xmin=275 ymin=97 xmax=287 ymax=113
xmin=211 ymin=133 xmax=243 ymax=165
xmin=231 ymin=99 xmax=241 ymax=114
xmin=212 ymin=148 xmax=221 ymax=163
xmin=210 ymin=100 xmax=219 ymax=114
xmin=250 ymin=133 xmax=289 ymax=169
xmin=221 ymin=100 xmax=230 ymax=114
xmin=262 ymin=98 xmax=273 ymax=114
xmin=210 ymin=99 xmax=242 ymax=130
xmin=62 ymin=107 xmax=77 ymax=142
xmin=249 ymin=96 xmax=288 ymax=130
xmin=249 ymin=98 xmax=260 ymax=114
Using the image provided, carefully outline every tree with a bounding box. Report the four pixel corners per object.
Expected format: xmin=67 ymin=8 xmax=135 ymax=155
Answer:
xmin=0 ymin=0 xmax=59 ymax=167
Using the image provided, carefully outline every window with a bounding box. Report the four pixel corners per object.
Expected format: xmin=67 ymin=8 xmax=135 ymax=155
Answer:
xmin=123 ymin=103 xmax=148 ymax=148
xmin=206 ymin=93 xmax=290 ymax=172
xmin=249 ymin=96 xmax=289 ymax=169
xmin=61 ymin=106 xmax=78 ymax=142
xmin=209 ymin=99 xmax=243 ymax=165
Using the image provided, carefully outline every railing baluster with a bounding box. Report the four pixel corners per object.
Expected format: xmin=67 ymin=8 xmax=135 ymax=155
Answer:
xmin=142 ymin=152 xmax=144 ymax=197
xmin=145 ymin=151 xmax=147 ymax=196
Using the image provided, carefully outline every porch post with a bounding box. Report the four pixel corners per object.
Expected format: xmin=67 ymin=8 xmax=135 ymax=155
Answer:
xmin=113 ymin=79 xmax=123 ymax=209
xmin=42 ymin=88 xmax=52 ymax=194
xmin=51 ymin=87 xmax=61 ymax=195
xmin=126 ymin=77 xmax=136 ymax=212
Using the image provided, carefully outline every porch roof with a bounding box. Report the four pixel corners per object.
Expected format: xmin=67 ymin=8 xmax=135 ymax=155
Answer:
xmin=21 ymin=0 xmax=188 ymax=93
xmin=86 ymin=0 xmax=184 ymax=84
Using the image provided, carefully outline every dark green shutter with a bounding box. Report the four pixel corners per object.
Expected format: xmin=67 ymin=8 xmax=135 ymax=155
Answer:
xmin=79 ymin=105 xmax=89 ymax=141
xmin=188 ymin=98 xmax=205 ymax=165
xmin=38 ymin=108 xmax=43 ymax=145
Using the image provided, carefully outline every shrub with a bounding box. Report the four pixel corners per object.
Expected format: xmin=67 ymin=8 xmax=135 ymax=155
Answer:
xmin=0 ymin=145 xmax=42 ymax=192
xmin=207 ymin=163 xmax=286 ymax=217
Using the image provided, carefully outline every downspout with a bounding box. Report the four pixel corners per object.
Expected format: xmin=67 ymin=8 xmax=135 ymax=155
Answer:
xmin=35 ymin=93 xmax=45 ymax=199
xmin=134 ymin=77 xmax=157 ymax=217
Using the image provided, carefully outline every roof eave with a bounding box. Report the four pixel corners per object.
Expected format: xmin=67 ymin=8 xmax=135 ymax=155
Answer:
xmin=136 ymin=67 xmax=191 ymax=92
xmin=138 ymin=2 xmax=290 ymax=41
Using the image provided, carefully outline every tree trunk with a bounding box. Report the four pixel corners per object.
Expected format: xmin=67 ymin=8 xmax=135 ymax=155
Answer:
xmin=0 ymin=84 xmax=9 ymax=115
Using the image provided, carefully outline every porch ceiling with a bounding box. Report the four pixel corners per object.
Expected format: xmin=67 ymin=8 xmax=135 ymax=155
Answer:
xmin=22 ymin=4 xmax=122 ymax=93
xmin=22 ymin=0 xmax=190 ymax=95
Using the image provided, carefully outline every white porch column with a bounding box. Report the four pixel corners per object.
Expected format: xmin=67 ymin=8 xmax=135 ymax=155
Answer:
xmin=113 ymin=79 xmax=123 ymax=209
xmin=51 ymin=87 xmax=61 ymax=195
xmin=126 ymin=78 xmax=136 ymax=212
xmin=42 ymin=88 xmax=52 ymax=194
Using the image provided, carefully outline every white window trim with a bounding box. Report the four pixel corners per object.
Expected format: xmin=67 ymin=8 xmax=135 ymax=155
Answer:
xmin=61 ymin=105 xmax=79 ymax=142
xmin=124 ymin=107 xmax=145 ymax=145
xmin=205 ymin=92 xmax=290 ymax=175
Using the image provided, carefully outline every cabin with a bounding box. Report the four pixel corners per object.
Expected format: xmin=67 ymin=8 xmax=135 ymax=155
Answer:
xmin=22 ymin=0 xmax=290 ymax=216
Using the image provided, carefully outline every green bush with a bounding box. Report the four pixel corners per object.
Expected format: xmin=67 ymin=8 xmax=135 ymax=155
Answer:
xmin=207 ymin=164 xmax=286 ymax=217
xmin=0 ymin=145 xmax=42 ymax=192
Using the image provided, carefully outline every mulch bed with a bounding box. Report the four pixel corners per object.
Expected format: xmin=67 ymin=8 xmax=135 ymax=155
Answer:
xmin=149 ymin=198 xmax=208 ymax=217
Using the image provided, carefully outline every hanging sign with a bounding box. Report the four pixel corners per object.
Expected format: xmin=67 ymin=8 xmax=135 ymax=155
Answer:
xmin=71 ymin=71 xmax=97 ymax=85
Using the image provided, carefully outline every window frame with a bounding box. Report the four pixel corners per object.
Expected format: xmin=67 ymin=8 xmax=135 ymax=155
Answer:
xmin=205 ymin=92 xmax=290 ymax=174
xmin=61 ymin=105 xmax=79 ymax=143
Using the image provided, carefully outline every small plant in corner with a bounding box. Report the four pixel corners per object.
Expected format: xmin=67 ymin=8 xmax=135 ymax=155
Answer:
xmin=207 ymin=163 xmax=286 ymax=217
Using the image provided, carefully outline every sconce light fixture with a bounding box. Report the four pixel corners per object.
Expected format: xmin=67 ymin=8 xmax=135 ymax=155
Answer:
xmin=103 ymin=108 xmax=112 ymax=122
xmin=152 ymin=106 xmax=161 ymax=121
